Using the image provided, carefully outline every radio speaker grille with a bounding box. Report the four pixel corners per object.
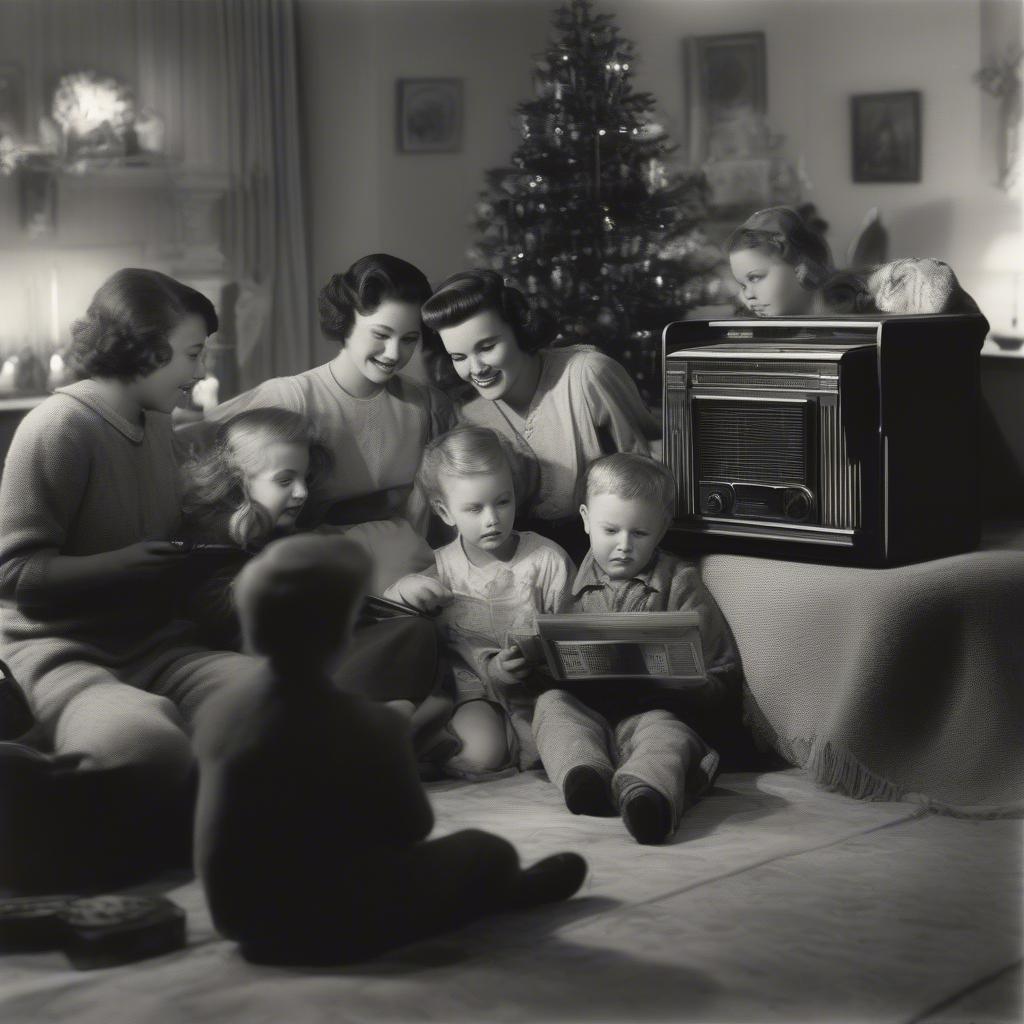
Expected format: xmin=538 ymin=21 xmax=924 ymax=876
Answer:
xmin=694 ymin=400 xmax=808 ymax=484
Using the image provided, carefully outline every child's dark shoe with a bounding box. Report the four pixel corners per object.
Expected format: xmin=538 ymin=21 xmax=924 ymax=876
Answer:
xmin=563 ymin=765 xmax=615 ymax=817
xmin=620 ymin=785 xmax=673 ymax=845
xmin=509 ymin=852 xmax=587 ymax=909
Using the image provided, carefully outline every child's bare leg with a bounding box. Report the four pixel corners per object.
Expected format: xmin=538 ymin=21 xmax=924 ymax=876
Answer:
xmin=533 ymin=690 xmax=616 ymax=816
xmin=386 ymin=699 xmax=416 ymax=721
xmin=613 ymin=711 xmax=720 ymax=844
xmin=444 ymin=699 xmax=511 ymax=777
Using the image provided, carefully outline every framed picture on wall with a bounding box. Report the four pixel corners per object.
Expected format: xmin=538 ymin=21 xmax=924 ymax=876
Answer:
xmin=683 ymin=32 xmax=766 ymax=165
xmin=851 ymin=91 xmax=922 ymax=183
xmin=396 ymin=78 xmax=463 ymax=153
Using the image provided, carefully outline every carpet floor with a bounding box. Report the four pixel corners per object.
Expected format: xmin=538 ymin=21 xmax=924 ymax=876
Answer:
xmin=1 ymin=768 xmax=1020 ymax=1024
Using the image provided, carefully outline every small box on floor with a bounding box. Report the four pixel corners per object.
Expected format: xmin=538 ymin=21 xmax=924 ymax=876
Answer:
xmin=0 ymin=893 xmax=186 ymax=969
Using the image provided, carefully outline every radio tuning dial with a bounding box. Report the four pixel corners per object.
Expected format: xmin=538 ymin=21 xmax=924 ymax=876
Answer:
xmin=783 ymin=489 xmax=811 ymax=521
xmin=706 ymin=492 xmax=725 ymax=514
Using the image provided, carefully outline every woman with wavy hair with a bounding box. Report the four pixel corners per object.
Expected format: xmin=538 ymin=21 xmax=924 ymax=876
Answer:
xmin=200 ymin=253 xmax=456 ymax=534
xmin=0 ymin=268 xmax=262 ymax=890
xmin=421 ymin=269 xmax=660 ymax=561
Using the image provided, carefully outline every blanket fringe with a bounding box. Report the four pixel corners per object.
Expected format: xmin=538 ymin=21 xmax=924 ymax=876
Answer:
xmin=805 ymin=738 xmax=1024 ymax=820
xmin=805 ymin=739 xmax=904 ymax=803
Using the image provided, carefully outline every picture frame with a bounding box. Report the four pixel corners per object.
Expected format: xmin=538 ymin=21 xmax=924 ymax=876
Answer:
xmin=683 ymin=32 xmax=766 ymax=166
xmin=396 ymin=78 xmax=463 ymax=153
xmin=851 ymin=91 xmax=922 ymax=183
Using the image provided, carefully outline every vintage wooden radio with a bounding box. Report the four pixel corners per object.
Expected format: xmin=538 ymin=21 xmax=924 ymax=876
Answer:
xmin=661 ymin=314 xmax=989 ymax=565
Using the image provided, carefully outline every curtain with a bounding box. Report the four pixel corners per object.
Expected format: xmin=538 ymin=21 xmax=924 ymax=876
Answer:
xmin=142 ymin=0 xmax=313 ymax=390
xmin=0 ymin=0 xmax=313 ymax=391
xmin=217 ymin=0 xmax=312 ymax=390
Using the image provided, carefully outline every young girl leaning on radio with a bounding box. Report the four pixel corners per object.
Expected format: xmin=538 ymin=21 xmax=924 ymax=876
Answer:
xmin=727 ymin=206 xmax=875 ymax=317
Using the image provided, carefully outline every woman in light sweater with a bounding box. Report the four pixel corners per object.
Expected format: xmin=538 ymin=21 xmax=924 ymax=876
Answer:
xmin=421 ymin=270 xmax=660 ymax=561
xmin=0 ymin=268 xmax=261 ymax=891
xmin=196 ymin=254 xmax=456 ymax=538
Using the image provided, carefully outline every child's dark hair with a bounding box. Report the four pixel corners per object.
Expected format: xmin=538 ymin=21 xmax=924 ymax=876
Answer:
xmin=318 ymin=253 xmax=436 ymax=346
xmin=420 ymin=270 xmax=559 ymax=395
xmin=422 ymin=269 xmax=558 ymax=353
xmin=66 ymin=268 xmax=217 ymax=380
xmin=585 ymin=453 xmax=677 ymax=518
xmin=181 ymin=408 xmax=332 ymax=549
xmin=726 ymin=207 xmax=835 ymax=292
xmin=234 ymin=534 xmax=372 ymax=676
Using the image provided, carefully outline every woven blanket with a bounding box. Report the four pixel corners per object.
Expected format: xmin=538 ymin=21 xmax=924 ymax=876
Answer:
xmin=701 ymin=550 xmax=1024 ymax=815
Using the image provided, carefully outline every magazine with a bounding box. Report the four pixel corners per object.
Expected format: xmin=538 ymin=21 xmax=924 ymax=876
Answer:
xmin=519 ymin=611 xmax=705 ymax=689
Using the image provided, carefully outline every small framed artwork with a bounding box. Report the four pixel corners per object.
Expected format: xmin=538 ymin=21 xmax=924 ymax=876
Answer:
xmin=683 ymin=32 xmax=766 ymax=165
xmin=851 ymin=91 xmax=922 ymax=183
xmin=396 ymin=78 xmax=463 ymax=153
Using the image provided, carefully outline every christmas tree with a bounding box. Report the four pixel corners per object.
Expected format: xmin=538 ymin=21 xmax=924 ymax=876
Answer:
xmin=468 ymin=0 xmax=724 ymax=404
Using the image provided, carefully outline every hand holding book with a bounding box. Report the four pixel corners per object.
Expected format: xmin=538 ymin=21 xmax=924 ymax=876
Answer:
xmin=383 ymin=575 xmax=453 ymax=615
xmin=493 ymin=643 xmax=532 ymax=682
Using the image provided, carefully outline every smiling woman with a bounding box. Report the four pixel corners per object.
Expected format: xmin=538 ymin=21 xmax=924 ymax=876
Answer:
xmin=0 ymin=268 xmax=265 ymax=890
xmin=199 ymin=254 xmax=457 ymax=533
xmin=422 ymin=270 xmax=660 ymax=561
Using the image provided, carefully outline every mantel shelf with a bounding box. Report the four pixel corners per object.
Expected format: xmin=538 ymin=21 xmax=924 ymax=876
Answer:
xmin=4 ymin=162 xmax=232 ymax=190
xmin=57 ymin=162 xmax=177 ymax=187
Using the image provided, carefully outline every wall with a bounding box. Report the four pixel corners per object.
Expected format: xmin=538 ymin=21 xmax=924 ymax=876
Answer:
xmin=296 ymin=0 xmax=554 ymax=363
xmin=616 ymin=0 xmax=1021 ymax=330
xmin=0 ymin=0 xmax=233 ymax=360
xmin=297 ymin=0 xmax=1021 ymax=345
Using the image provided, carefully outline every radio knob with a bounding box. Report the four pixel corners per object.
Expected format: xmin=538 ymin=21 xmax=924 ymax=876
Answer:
xmin=706 ymin=492 xmax=725 ymax=514
xmin=783 ymin=490 xmax=811 ymax=521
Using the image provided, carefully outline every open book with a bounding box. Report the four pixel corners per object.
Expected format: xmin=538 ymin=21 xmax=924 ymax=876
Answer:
xmin=515 ymin=611 xmax=706 ymax=689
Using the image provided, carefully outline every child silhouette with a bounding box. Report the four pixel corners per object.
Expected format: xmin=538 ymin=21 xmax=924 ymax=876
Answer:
xmin=193 ymin=534 xmax=586 ymax=965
